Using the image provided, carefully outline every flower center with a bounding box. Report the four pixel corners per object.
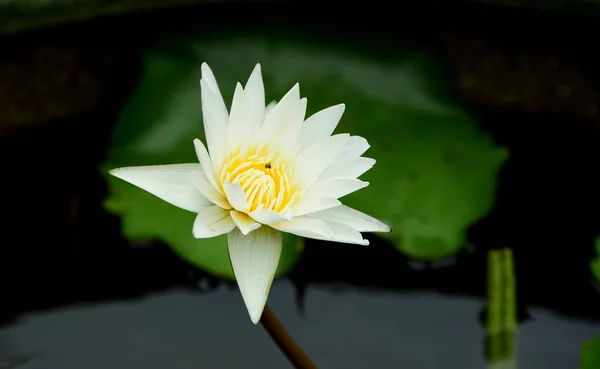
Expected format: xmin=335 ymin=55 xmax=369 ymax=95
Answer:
xmin=218 ymin=144 xmax=298 ymax=214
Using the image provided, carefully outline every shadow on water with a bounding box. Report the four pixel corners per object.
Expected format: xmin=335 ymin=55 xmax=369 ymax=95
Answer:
xmin=0 ymin=0 xmax=599 ymax=334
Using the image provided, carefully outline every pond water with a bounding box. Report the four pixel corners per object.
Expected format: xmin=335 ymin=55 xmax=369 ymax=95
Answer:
xmin=1 ymin=3 xmax=600 ymax=368
xmin=1 ymin=282 xmax=598 ymax=369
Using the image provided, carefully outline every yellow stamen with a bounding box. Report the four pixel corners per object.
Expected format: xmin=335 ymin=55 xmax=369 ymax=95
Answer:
xmin=218 ymin=144 xmax=299 ymax=213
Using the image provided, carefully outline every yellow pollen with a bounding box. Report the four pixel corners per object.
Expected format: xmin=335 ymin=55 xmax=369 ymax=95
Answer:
xmin=218 ymin=144 xmax=298 ymax=213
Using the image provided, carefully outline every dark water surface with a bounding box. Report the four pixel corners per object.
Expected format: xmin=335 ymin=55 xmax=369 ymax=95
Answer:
xmin=1 ymin=283 xmax=598 ymax=369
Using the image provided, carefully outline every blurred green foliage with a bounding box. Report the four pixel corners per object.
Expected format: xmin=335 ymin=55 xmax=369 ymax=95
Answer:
xmin=0 ymin=0 xmax=204 ymax=35
xmin=592 ymin=237 xmax=600 ymax=281
xmin=581 ymin=335 xmax=600 ymax=369
xmin=102 ymin=32 xmax=507 ymax=278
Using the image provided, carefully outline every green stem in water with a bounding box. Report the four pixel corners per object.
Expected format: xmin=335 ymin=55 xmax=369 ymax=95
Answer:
xmin=485 ymin=248 xmax=517 ymax=369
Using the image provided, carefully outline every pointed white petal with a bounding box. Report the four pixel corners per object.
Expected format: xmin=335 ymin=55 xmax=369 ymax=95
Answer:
xmin=278 ymin=97 xmax=307 ymax=151
xmin=255 ymin=84 xmax=300 ymax=147
xmin=324 ymin=221 xmax=369 ymax=245
xmin=192 ymin=205 xmax=235 ymax=238
xmin=273 ymin=216 xmax=368 ymax=245
xmin=263 ymin=97 xmax=307 ymax=155
xmin=227 ymin=83 xmax=255 ymax=151
xmin=228 ymin=227 xmax=282 ymax=324
xmin=294 ymin=134 xmax=349 ymax=184
xmin=321 ymin=157 xmax=376 ymax=179
xmin=297 ymin=104 xmax=345 ymax=149
xmin=264 ymin=100 xmax=277 ymax=121
xmin=193 ymin=138 xmax=222 ymax=194
xmin=200 ymin=79 xmax=228 ymax=167
xmin=189 ymin=171 xmax=231 ymax=209
xmin=337 ymin=136 xmax=370 ymax=160
xmin=272 ymin=217 xmax=332 ymax=239
xmin=292 ymin=178 xmax=368 ymax=217
xmin=249 ymin=208 xmax=290 ymax=225
xmin=244 ymin=64 xmax=265 ymax=129
xmin=308 ymin=205 xmax=391 ymax=233
xmin=230 ymin=210 xmax=261 ymax=235
xmin=291 ymin=198 xmax=341 ymax=218
xmin=201 ymin=63 xmax=228 ymax=118
xmin=199 ymin=75 xmax=227 ymax=121
xmin=224 ymin=181 xmax=250 ymax=213
xmin=306 ymin=177 xmax=369 ymax=199
xmin=109 ymin=164 xmax=210 ymax=213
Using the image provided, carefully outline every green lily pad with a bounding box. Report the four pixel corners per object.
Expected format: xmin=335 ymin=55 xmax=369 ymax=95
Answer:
xmin=581 ymin=335 xmax=600 ymax=369
xmin=102 ymin=48 xmax=303 ymax=280
xmin=184 ymin=34 xmax=506 ymax=260
xmin=103 ymin=31 xmax=507 ymax=271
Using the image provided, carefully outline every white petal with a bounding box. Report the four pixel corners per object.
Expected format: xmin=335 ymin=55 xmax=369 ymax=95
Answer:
xmin=189 ymin=171 xmax=231 ymax=209
xmin=324 ymin=221 xmax=369 ymax=245
xmin=200 ymin=79 xmax=228 ymax=168
xmin=273 ymin=216 xmax=368 ymax=246
xmin=271 ymin=217 xmax=332 ymax=239
xmin=274 ymin=97 xmax=307 ymax=154
xmin=244 ymin=64 xmax=265 ymax=129
xmin=294 ymin=134 xmax=349 ymax=184
xmin=297 ymin=104 xmax=345 ymax=149
xmin=264 ymin=100 xmax=277 ymax=121
xmin=193 ymin=206 xmax=235 ymax=238
xmin=292 ymin=178 xmax=368 ymax=217
xmin=259 ymin=97 xmax=307 ymax=156
xmin=193 ymin=138 xmax=222 ymax=194
xmin=228 ymin=227 xmax=282 ymax=324
xmin=224 ymin=181 xmax=250 ymax=213
xmin=321 ymin=157 xmax=376 ymax=179
xmin=255 ymin=84 xmax=300 ymax=147
xmin=109 ymin=164 xmax=210 ymax=213
xmin=228 ymin=83 xmax=255 ymax=152
xmin=201 ymin=63 xmax=228 ymax=119
xmin=250 ymin=208 xmax=290 ymax=225
xmin=337 ymin=136 xmax=370 ymax=160
xmin=230 ymin=210 xmax=261 ymax=235
xmin=291 ymin=198 xmax=341 ymax=218
xmin=308 ymin=205 xmax=391 ymax=233
xmin=307 ymin=177 xmax=369 ymax=199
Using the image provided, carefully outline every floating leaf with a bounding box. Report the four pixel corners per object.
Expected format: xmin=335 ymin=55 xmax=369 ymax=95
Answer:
xmin=580 ymin=335 xmax=600 ymax=369
xmin=103 ymin=31 xmax=507 ymax=273
xmin=184 ymin=35 xmax=507 ymax=260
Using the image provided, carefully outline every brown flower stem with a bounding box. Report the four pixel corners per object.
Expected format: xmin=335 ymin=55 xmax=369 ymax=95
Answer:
xmin=260 ymin=305 xmax=318 ymax=369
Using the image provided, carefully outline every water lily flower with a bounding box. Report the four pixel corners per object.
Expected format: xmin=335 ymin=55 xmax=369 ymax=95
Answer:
xmin=110 ymin=63 xmax=390 ymax=323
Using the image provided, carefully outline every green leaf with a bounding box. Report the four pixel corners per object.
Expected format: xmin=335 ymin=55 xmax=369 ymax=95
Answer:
xmin=183 ymin=34 xmax=506 ymax=260
xmin=102 ymin=48 xmax=303 ymax=280
xmin=592 ymin=260 xmax=600 ymax=281
xmin=103 ymin=31 xmax=507 ymax=275
xmin=580 ymin=335 xmax=600 ymax=369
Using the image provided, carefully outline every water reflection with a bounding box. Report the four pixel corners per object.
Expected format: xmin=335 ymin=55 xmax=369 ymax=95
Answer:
xmin=0 ymin=283 xmax=597 ymax=369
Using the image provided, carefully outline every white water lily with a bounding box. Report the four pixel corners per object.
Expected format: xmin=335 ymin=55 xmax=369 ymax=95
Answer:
xmin=110 ymin=63 xmax=390 ymax=323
